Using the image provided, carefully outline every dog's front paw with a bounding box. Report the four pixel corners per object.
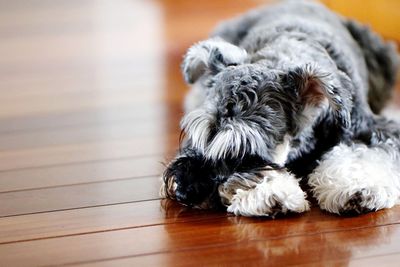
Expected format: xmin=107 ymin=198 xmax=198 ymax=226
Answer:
xmin=222 ymin=170 xmax=309 ymax=217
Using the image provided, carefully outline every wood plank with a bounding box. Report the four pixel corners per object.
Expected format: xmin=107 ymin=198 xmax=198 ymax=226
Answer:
xmin=71 ymin=232 xmax=400 ymax=267
xmin=331 ymin=253 xmax=400 ymax=267
xmin=74 ymin=254 xmax=400 ymax=267
xmin=1 ymin=206 xmax=400 ymax=266
xmin=71 ymin=222 xmax=400 ymax=267
xmin=0 ymin=103 xmax=179 ymax=134
xmin=0 ymin=76 xmax=178 ymax=99
xmin=0 ymin=1 xmax=162 ymax=64
xmin=0 ymin=87 xmax=164 ymax=119
xmin=0 ymin=176 xmax=161 ymax=217
xmin=0 ymin=154 xmax=170 ymax=193
xmin=0 ymin=1 xmax=95 ymax=30
xmin=0 ymin=132 xmax=179 ymax=172
xmin=0 ymin=116 xmax=179 ymax=151
xmin=0 ymin=121 xmax=159 ymax=150
xmin=0 ymin=200 xmax=226 ymax=244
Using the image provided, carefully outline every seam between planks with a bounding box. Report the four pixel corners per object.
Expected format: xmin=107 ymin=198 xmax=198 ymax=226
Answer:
xmin=0 ymin=151 xmax=175 ymax=174
xmin=0 ymin=198 xmax=161 ymax=219
xmin=0 ymin=214 xmax=231 ymax=245
xmin=45 ymin=221 xmax=400 ymax=267
xmin=0 ymin=174 xmax=160 ymax=194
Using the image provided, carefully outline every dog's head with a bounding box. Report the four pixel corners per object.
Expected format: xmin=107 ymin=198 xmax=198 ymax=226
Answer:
xmin=181 ymin=38 xmax=352 ymax=164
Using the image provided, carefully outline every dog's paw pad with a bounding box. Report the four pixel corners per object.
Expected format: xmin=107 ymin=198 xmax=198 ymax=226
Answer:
xmin=269 ymin=203 xmax=284 ymax=218
xmin=339 ymin=190 xmax=374 ymax=216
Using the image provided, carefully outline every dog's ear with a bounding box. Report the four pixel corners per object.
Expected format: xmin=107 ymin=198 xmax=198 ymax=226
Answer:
xmin=182 ymin=38 xmax=248 ymax=84
xmin=284 ymin=65 xmax=353 ymax=129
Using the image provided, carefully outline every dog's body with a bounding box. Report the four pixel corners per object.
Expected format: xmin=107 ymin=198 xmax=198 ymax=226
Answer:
xmin=162 ymin=0 xmax=400 ymax=216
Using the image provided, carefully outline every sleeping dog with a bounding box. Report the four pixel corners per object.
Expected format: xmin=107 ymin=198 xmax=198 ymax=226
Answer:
xmin=161 ymin=0 xmax=400 ymax=217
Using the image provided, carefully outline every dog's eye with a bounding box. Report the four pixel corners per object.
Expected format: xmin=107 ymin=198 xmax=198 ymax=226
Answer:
xmin=226 ymin=63 xmax=238 ymax=67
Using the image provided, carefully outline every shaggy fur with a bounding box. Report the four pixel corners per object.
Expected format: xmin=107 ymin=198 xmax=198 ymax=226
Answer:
xmin=161 ymin=0 xmax=400 ymax=217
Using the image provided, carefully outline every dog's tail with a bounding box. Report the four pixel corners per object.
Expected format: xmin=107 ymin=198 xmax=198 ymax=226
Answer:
xmin=344 ymin=19 xmax=399 ymax=114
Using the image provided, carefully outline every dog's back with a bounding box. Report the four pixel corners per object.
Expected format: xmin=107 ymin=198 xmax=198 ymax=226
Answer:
xmin=213 ymin=0 xmax=399 ymax=113
xmin=344 ymin=20 xmax=399 ymax=113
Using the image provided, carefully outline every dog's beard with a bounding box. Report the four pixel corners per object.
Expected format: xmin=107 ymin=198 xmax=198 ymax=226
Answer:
xmin=181 ymin=108 xmax=274 ymax=161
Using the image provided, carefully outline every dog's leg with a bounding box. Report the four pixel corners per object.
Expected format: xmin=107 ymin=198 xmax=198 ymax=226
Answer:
xmin=308 ymin=143 xmax=400 ymax=215
xmin=219 ymin=169 xmax=309 ymax=217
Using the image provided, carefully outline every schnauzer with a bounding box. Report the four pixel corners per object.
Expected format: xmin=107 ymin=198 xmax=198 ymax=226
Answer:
xmin=161 ymin=0 xmax=400 ymax=217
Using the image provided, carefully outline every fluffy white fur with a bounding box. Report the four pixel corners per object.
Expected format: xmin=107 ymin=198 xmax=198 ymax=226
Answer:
xmin=182 ymin=38 xmax=250 ymax=121
xmin=226 ymin=170 xmax=310 ymax=217
xmin=272 ymin=134 xmax=292 ymax=165
xmin=184 ymin=80 xmax=207 ymax=112
xmin=189 ymin=38 xmax=248 ymax=66
xmin=205 ymin=120 xmax=269 ymax=160
xmin=182 ymin=108 xmax=273 ymax=160
xmin=180 ymin=108 xmax=214 ymax=154
xmin=182 ymin=38 xmax=248 ymax=85
xmin=308 ymin=143 xmax=400 ymax=214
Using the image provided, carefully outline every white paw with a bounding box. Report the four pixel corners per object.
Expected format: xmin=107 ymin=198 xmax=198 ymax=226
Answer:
xmin=309 ymin=143 xmax=400 ymax=215
xmin=226 ymin=170 xmax=309 ymax=217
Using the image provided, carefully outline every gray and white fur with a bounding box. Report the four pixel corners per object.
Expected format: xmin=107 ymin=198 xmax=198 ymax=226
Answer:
xmin=161 ymin=0 xmax=400 ymax=217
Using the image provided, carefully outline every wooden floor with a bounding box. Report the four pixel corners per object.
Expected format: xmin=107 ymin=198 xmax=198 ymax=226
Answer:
xmin=0 ymin=1 xmax=400 ymax=266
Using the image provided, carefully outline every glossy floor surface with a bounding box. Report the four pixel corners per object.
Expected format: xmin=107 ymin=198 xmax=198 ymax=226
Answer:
xmin=0 ymin=1 xmax=400 ymax=266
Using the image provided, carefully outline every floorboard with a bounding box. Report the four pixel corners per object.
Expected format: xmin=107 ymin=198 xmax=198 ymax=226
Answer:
xmin=0 ymin=200 xmax=226 ymax=244
xmin=0 ymin=0 xmax=399 ymax=266
xmin=0 ymin=176 xmax=161 ymax=217
xmin=0 ymin=134 xmax=179 ymax=172
xmin=1 ymin=207 xmax=400 ymax=266
xmin=0 ymin=154 xmax=165 ymax=193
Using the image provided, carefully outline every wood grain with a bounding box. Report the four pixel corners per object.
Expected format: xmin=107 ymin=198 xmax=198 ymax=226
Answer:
xmin=0 ymin=200 xmax=226 ymax=244
xmin=0 ymin=133 xmax=179 ymax=172
xmin=0 ymin=176 xmax=161 ymax=217
xmin=0 ymin=103 xmax=180 ymax=134
xmin=0 ymin=154 xmax=168 ymax=193
xmin=0 ymin=119 xmax=174 ymax=151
